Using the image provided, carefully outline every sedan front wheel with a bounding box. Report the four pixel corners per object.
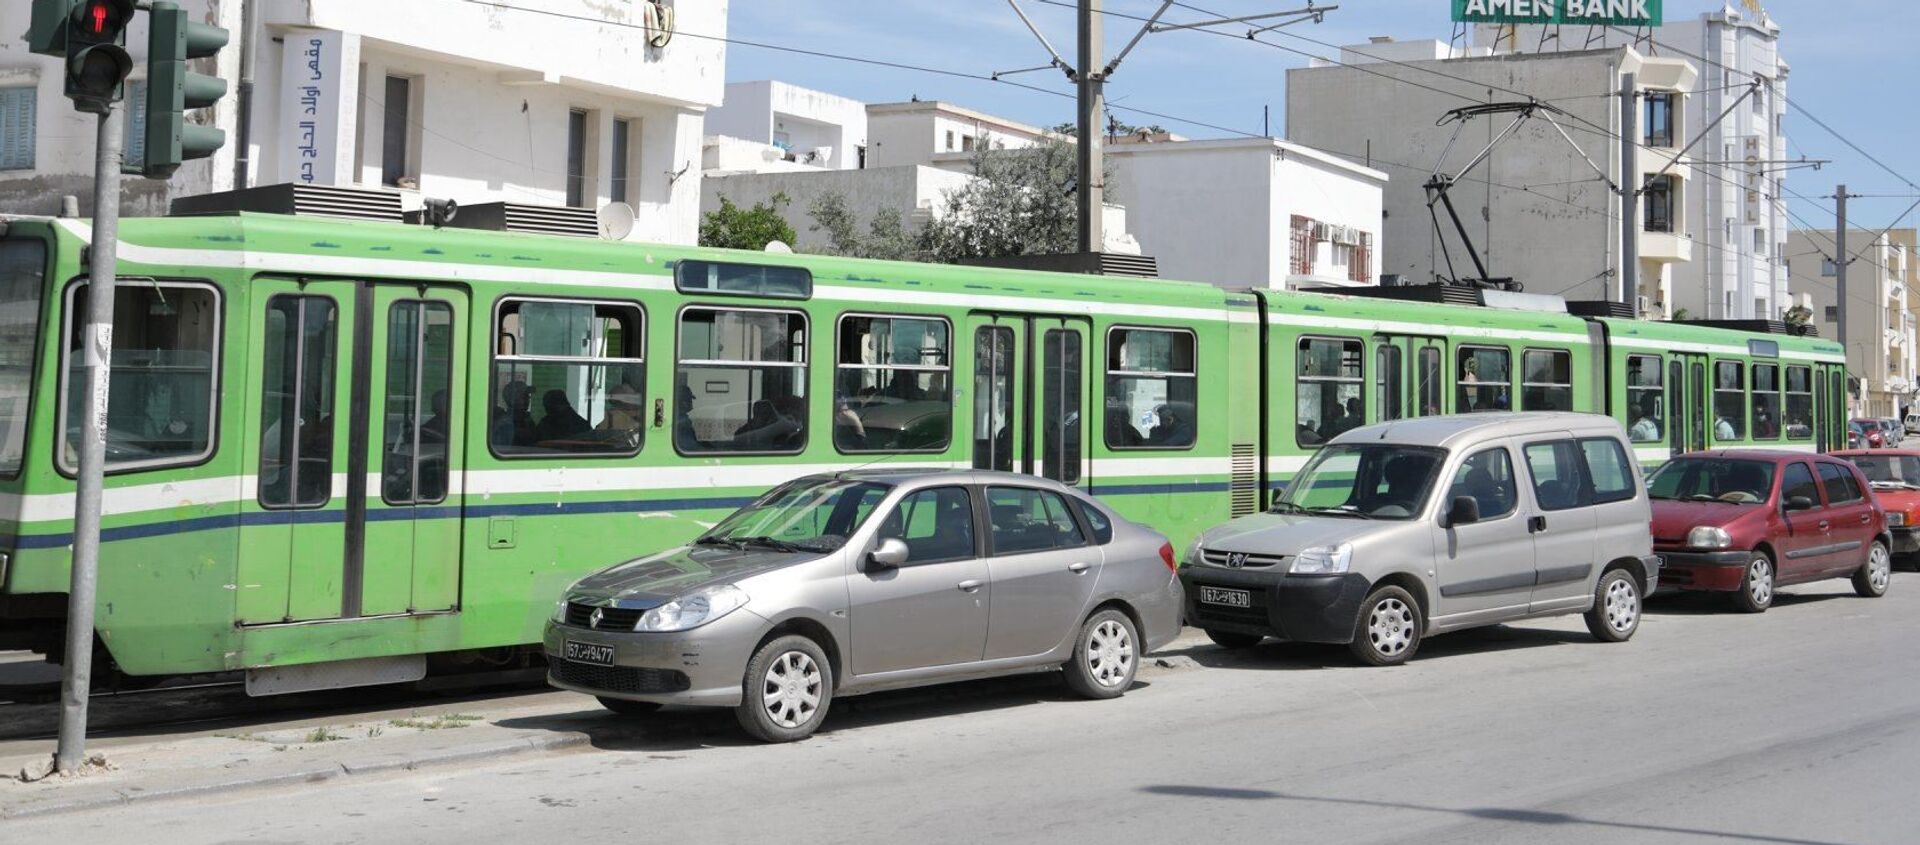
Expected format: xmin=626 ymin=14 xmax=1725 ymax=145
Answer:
xmin=1729 ymin=552 xmax=1774 ymax=614
xmin=1853 ymin=541 xmax=1892 ymax=598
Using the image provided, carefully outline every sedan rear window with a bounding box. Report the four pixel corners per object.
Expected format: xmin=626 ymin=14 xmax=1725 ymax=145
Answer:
xmin=1647 ymin=458 xmax=1776 ymax=504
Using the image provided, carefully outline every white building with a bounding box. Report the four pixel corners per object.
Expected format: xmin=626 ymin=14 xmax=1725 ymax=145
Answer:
xmin=706 ymin=80 xmax=865 ymax=170
xmin=865 ymin=100 xmax=1052 ymax=173
xmin=1288 ymin=41 xmax=1696 ymax=314
xmin=1788 ymin=229 xmax=1919 ymax=417
xmin=1473 ymin=4 xmax=1793 ymax=320
xmin=1105 ymin=137 xmax=1387 ymax=290
xmin=0 ymin=0 xmax=723 ymax=244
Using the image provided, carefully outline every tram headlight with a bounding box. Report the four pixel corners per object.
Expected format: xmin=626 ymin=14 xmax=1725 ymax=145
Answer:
xmin=635 ymin=584 xmax=749 ymax=632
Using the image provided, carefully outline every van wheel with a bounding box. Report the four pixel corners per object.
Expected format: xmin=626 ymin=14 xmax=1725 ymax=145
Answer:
xmin=734 ymin=635 xmax=833 ymax=743
xmin=596 ymin=696 xmax=663 ymax=716
xmin=1583 ymin=569 xmax=1641 ymax=642
xmin=1348 ymin=586 xmax=1422 ymax=666
xmin=1204 ymin=629 xmax=1263 ymax=649
xmin=1064 ymin=608 xmax=1139 ymax=699
xmin=1728 ymin=552 xmax=1774 ymax=613
xmin=1853 ymin=541 xmax=1892 ymax=598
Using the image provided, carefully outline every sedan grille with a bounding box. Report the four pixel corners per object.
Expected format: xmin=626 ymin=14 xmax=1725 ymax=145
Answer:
xmin=1201 ymin=549 xmax=1287 ymax=569
xmin=549 ymin=660 xmax=691 ymax=694
xmin=562 ymin=601 xmax=644 ymax=631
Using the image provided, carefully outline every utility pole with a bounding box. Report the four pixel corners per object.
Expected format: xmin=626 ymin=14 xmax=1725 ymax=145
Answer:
xmin=1618 ymin=72 xmax=1638 ymax=308
xmin=1836 ymin=184 xmax=1849 ymax=414
xmin=1075 ymin=0 xmax=1104 ymax=255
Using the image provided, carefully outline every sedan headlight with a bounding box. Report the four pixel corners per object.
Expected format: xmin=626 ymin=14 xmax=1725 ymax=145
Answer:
xmin=1686 ymin=526 xmax=1732 ymax=550
xmin=1889 ymin=512 xmax=1908 ymax=528
xmin=1290 ymin=543 xmax=1353 ymax=575
xmin=634 ymin=584 xmax=750 ymax=632
xmin=550 ymin=597 xmax=568 ymax=624
xmin=1183 ymin=538 xmax=1205 ymax=567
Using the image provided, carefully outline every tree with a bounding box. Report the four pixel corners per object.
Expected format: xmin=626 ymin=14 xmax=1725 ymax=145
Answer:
xmin=699 ymin=193 xmax=796 ymax=251
xmin=1050 ymin=120 xmax=1167 ymax=138
xmin=807 ymin=192 xmax=920 ymax=262
xmin=918 ymin=139 xmax=1107 ymax=262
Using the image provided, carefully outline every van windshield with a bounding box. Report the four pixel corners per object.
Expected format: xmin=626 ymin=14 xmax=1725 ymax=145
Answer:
xmin=0 ymin=241 xmax=45 ymax=477
xmin=1272 ymin=444 xmax=1447 ymax=521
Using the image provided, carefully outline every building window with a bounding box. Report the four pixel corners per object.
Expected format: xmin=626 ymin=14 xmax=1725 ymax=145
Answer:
xmin=1753 ymin=228 xmax=1767 ymax=253
xmin=676 ymin=308 xmax=809 ymax=454
xmin=610 ymin=117 xmax=635 ymax=204
xmin=834 ymin=315 xmax=952 ymax=454
xmin=1824 ymin=305 xmax=1839 ymax=322
xmin=491 ymin=298 xmax=646 ymax=457
xmin=1713 ymin=360 xmax=1745 ymax=441
xmin=1643 ymin=92 xmax=1674 ymax=148
xmin=59 ymin=281 xmax=222 ymax=473
xmin=1457 ymin=346 xmax=1510 ymax=412
xmin=0 ymin=87 xmax=37 ymax=171
xmin=945 ymin=130 xmax=955 ymax=151
xmin=566 ymin=108 xmax=589 ymax=207
xmin=381 ymin=75 xmax=413 ymax=187
xmin=1644 ymin=175 xmax=1675 ymax=233
xmin=961 ymin=135 xmax=975 ymax=152
xmin=1296 ymin=337 xmax=1363 ymax=447
xmin=1105 ymin=327 xmax=1197 ymax=449
xmin=1521 ymin=349 xmax=1573 ymax=411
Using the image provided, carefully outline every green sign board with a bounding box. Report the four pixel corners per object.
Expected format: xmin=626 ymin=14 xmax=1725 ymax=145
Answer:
xmin=1452 ymin=0 xmax=1663 ymax=26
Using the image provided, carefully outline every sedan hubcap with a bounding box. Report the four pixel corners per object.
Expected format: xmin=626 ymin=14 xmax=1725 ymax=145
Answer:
xmin=1749 ymin=559 xmax=1773 ymax=605
xmin=1086 ymin=619 xmax=1135 ymax=687
xmin=1605 ymin=578 xmax=1639 ymax=632
xmin=762 ymin=651 xmax=821 ymax=728
xmin=1368 ymin=598 xmax=1415 ymax=656
xmin=1869 ymin=546 xmax=1891 ymax=591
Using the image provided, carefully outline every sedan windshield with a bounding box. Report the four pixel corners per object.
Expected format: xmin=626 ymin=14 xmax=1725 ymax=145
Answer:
xmin=1272 ymin=444 xmax=1447 ymax=520
xmin=1845 ymin=454 xmax=1920 ymax=489
xmin=1648 ymin=458 xmax=1776 ymax=504
xmin=697 ymin=478 xmax=893 ymax=553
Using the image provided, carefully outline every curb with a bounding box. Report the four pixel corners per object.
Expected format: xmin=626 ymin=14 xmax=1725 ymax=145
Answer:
xmin=0 ymin=730 xmax=600 ymax=821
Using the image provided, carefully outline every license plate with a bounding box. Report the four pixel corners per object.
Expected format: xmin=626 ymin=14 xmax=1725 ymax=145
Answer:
xmin=1200 ymin=586 xmax=1251 ymax=608
xmin=563 ymin=640 xmax=615 ymax=666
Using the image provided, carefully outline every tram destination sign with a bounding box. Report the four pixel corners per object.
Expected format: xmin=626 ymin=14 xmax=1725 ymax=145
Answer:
xmin=1452 ymin=0 xmax=1663 ymax=27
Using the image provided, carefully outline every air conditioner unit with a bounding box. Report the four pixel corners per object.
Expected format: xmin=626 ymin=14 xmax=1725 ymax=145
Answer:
xmin=1636 ymin=295 xmax=1651 ymax=315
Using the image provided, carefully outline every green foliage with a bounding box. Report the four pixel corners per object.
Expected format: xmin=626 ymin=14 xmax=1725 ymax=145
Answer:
xmin=918 ymin=140 xmax=1101 ymax=263
xmin=1670 ymin=307 xmax=1691 ymax=322
xmin=807 ymin=192 xmax=920 ymax=262
xmin=700 ymin=193 xmax=797 ymax=251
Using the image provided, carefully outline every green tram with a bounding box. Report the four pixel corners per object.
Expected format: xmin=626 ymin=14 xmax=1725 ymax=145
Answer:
xmin=0 ymin=211 xmax=1845 ymax=687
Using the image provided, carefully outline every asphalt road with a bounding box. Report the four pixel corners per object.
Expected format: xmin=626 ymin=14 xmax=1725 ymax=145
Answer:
xmin=16 ymin=575 xmax=1920 ymax=845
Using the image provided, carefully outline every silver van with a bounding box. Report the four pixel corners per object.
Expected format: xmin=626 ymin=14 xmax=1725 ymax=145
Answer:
xmin=1181 ymin=413 xmax=1660 ymax=666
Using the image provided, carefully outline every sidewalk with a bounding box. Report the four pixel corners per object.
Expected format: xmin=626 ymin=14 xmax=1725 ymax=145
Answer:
xmin=1 ymin=641 xmax=1206 ymax=820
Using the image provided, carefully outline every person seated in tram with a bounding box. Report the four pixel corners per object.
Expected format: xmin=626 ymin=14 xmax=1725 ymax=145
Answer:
xmin=1325 ymin=397 xmax=1364 ymax=438
xmin=535 ymin=389 xmax=592 ymax=442
xmin=492 ymin=381 xmax=538 ymax=449
xmin=1629 ymin=397 xmax=1663 ymax=441
xmin=1147 ymin=403 xmax=1193 ymax=446
xmin=834 ymin=399 xmax=868 ymax=449
xmin=1714 ymin=414 xmax=1738 ymax=440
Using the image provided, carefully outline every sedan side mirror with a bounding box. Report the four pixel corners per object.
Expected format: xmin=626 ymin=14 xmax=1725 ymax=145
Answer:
xmin=1445 ymin=495 xmax=1481 ymax=528
xmin=1785 ymin=495 xmax=1816 ymax=512
xmin=867 ymin=537 xmax=910 ymax=571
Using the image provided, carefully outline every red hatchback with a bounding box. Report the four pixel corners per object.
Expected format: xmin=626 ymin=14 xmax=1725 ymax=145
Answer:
xmin=1835 ymin=449 xmax=1920 ymax=567
xmin=1649 ymin=450 xmax=1892 ymax=612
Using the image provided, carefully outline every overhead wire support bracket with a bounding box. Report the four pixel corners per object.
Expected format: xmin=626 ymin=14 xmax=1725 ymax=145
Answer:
xmin=1103 ymin=1 xmax=1174 ymax=77
xmin=1005 ymin=0 xmax=1075 ymax=78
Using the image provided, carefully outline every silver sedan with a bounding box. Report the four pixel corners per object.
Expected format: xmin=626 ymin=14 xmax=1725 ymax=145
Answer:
xmin=544 ymin=469 xmax=1184 ymax=742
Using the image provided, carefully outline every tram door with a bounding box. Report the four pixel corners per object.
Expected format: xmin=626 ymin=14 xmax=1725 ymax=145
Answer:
xmin=1377 ymin=335 xmax=1448 ymax=418
xmin=967 ymin=313 xmax=1090 ymax=485
xmin=1676 ymin=352 xmax=1710 ymax=453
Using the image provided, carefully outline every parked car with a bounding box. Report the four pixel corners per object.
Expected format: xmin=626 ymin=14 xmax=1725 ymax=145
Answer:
xmin=1182 ymin=413 xmax=1659 ymax=666
xmin=1851 ymin=419 xmax=1886 ymax=448
xmin=1881 ymin=418 xmax=1905 ymax=446
xmin=1650 ymin=451 xmax=1891 ymax=612
xmin=1836 ymin=448 xmax=1920 ymax=567
xmin=544 ymin=469 xmax=1184 ymax=742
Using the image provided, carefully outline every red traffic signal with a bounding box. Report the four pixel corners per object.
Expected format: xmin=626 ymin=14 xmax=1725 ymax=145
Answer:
xmin=76 ymin=0 xmax=129 ymax=36
xmin=63 ymin=0 xmax=135 ymax=114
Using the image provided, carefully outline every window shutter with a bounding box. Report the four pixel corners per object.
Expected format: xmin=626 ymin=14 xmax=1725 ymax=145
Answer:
xmin=0 ymin=88 xmax=36 ymax=171
xmin=1290 ymin=215 xmax=1314 ymax=276
xmin=1351 ymin=232 xmax=1372 ymax=283
xmin=124 ymin=81 xmax=147 ymax=172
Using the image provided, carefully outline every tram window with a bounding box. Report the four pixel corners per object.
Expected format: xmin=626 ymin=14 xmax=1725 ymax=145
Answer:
xmin=1626 ymin=355 xmax=1664 ymax=443
xmin=1751 ymin=363 xmax=1782 ymax=440
xmin=1041 ymin=329 xmax=1083 ymax=483
xmin=834 ymin=314 xmax=952 ymax=454
xmin=1376 ymin=345 xmax=1403 ymax=422
xmin=260 ymin=296 xmax=339 ymax=508
xmin=1297 ymin=337 xmax=1363 ymax=447
xmin=382 ymin=301 xmax=454 ymax=505
xmin=1713 ymin=360 xmax=1746 ymax=441
xmin=0 ymin=241 xmax=45 ymax=479
xmin=677 ymin=308 xmax=808 ymax=454
xmin=1785 ymin=366 xmax=1813 ymax=440
xmin=1457 ymin=346 xmax=1511 ymax=413
xmin=1105 ymin=327 xmax=1196 ymax=450
xmin=674 ymin=259 xmax=811 ymax=300
xmin=1521 ymin=349 xmax=1573 ymax=411
xmin=492 ymin=299 xmax=645 ymax=458
xmin=59 ymin=280 xmax=220 ymax=473
xmin=1417 ymin=347 xmax=1442 ymax=416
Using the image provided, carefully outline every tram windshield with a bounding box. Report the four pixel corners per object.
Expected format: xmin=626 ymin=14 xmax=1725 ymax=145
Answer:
xmin=695 ymin=478 xmax=893 ymax=554
xmin=0 ymin=240 xmax=45 ymax=477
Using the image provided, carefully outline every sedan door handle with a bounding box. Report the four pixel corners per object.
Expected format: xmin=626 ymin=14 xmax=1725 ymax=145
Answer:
xmin=1068 ymin=562 xmax=1091 ymax=574
xmin=956 ymin=579 xmax=984 ymax=593
xmin=1818 ymin=520 xmax=1830 ymax=531
xmin=1861 ymin=514 xmax=1873 ymax=524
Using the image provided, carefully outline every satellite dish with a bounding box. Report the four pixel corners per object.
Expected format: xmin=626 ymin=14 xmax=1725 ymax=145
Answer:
xmin=597 ymin=202 xmax=636 ymax=241
xmin=764 ymin=240 xmax=794 ymax=254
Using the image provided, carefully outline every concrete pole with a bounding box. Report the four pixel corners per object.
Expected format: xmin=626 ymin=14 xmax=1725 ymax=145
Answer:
xmin=1837 ymin=184 xmax=1849 ymax=414
xmin=1076 ymin=0 xmax=1104 ymax=255
xmin=55 ymin=106 xmax=124 ymax=773
xmin=1619 ymin=72 xmax=1638 ymax=309
xmin=233 ymin=0 xmax=258 ymax=189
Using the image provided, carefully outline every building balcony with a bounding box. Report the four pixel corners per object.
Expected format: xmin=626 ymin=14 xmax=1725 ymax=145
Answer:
xmin=1639 ymin=231 xmax=1693 ymax=263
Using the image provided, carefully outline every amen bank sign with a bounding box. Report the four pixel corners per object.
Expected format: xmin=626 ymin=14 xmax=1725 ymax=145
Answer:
xmin=1452 ymin=0 xmax=1663 ymax=27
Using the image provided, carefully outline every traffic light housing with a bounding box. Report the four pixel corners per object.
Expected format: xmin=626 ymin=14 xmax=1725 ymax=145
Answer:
xmin=27 ymin=0 xmax=77 ymax=56
xmin=139 ymin=1 xmax=229 ymax=178
xmin=62 ymin=0 xmax=135 ymax=114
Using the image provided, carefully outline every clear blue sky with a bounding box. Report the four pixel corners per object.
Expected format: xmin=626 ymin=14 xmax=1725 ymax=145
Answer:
xmin=728 ymin=0 xmax=1920 ymax=233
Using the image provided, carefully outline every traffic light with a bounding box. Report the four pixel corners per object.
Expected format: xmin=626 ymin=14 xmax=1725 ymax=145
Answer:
xmin=27 ymin=0 xmax=76 ymax=56
xmin=139 ymin=1 xmax=229 ymax=178
xmin=62 ymin=0 xmax=135 ymax=114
